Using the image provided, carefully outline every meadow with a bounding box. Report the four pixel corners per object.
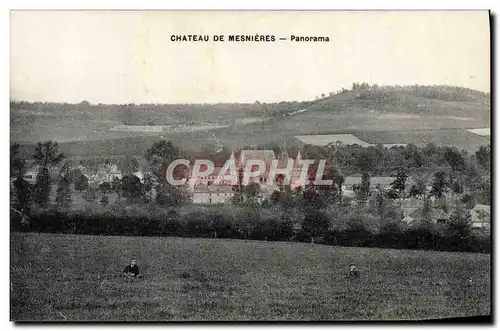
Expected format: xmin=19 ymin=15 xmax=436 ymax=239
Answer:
xmin=10 ymin=232 xmax=491 ymax=321
xmin=354 ymin=129 xmax=490 ymax=153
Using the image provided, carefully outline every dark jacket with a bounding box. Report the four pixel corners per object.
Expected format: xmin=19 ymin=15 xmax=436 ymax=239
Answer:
xmin=123 ymin=264 xmax=139 ymax=276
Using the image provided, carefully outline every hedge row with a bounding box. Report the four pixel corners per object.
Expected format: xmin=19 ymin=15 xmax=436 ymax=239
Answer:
xmin=10 ymin=209 xmax=490 ymax=254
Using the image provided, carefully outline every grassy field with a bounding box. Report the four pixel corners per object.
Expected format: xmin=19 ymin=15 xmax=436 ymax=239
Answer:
xmin=354 ymin=129 xmax=490 ymax=153
xmin=11 ymin=232 xmax=491 ymax=321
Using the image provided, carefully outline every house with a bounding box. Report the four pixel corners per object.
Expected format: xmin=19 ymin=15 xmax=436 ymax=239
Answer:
xmin=12 ymin=164 xmax=61 ymax=184
xmin=238 ymin=150 xmax=276 ymax=166
xmin=400 ymin=198 xmax=423 ymax=217
xmin=22 ymin=169 xmax=38 ymax=184
xmin=401 ymin=215 xmax=415 ymax=226
xmin=405 ymin=208 xmax=450 ymax=226
xmin=133 ymin=170 xmax=144 ymax=183
xmin=470 ymin=204 xmax=490 ymax=229
xmin=192 ymin=184 xmax=233 ymax=205
xmin=432 ymin=209 xmax=450 ymax=224
xmin=343 ymin=176 xmax=396 ymax=191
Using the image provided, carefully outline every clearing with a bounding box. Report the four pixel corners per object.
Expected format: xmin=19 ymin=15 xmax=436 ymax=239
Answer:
xmin=11 ymin=232 xmax=491 ymax=321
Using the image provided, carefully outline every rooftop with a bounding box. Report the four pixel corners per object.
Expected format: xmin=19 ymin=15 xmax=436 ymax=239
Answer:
xmin=344 ymin=176 xmax=395 ymax=186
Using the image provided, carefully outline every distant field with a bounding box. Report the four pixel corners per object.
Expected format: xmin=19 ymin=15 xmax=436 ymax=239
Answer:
xmin=11 ymin=232 xmax=491 ymax=321
xmin=354 ymin=129 xmax=490 ymax=153
xmin=295 ymin=134 xmax=372 ymax=147
xmin=467 ymin=128 xmax=491 ymax=136
xmin=10 ymin=91 xmax=491 ymax=157
xmin=110 ymin=123 xmax=229 ymax=133
xmin=294 ymin=134 xmax=409 ymax=148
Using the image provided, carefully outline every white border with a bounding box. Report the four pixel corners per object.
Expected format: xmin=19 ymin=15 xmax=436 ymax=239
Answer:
xmin=2 ymin=1 xmax=497 ymax=330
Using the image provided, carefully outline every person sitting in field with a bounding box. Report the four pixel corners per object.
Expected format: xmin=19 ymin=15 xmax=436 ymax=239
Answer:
xmin=346 ymin=263 xmax=359 ymax=279
xmin=123 ymin=259 xmax=142 ymax=278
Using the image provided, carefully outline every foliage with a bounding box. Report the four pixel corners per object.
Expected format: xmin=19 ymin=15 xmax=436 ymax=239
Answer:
xmin=391 ymin=169 xmax=408 ymax=197
xmin=56 ymin=176 xmax=72 ymax=209
xmin=145 ymin=140 xmax=182 ymax=179
xmin=118 ymin=155 xmax=139 ymax=175
xmin=430 ymin=171 xmax=447 ymax=198
xmin=475 ymin=145 xmax=491 ymax=171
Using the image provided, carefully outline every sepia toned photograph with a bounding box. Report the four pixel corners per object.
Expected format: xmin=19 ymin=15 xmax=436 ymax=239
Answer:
xmin=9 ymin=10 xmax=491 ymax=321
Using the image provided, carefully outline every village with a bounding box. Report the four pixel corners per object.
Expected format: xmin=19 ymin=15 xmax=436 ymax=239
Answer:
xmin=12 ymin=146 xmax=491 ymax=232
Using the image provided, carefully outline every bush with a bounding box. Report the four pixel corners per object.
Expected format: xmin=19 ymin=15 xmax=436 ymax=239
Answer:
xmin=12 ymin=204 xmax=490 ymax=254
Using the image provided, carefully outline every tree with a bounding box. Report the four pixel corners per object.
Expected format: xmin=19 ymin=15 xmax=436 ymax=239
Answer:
xmin=34 ymin=168 xmax=51 ymax=207
xmin=450 ymin=180 xmax=464 ymax=195
xmin=475 ymin=145 xmax=491 ymax=170
xmin=145 ymin=140 xmax=182 ymax=179
xmin=74 ymin=174 xmax=89 ymax=191
xmin=430 ymin=171 xmax=447 ymax=199
xmin=374 ymin=192 xmax=386 ymax=219
xmin=68 ymin=168 xmax=83 ymax=183
xmin=244 ymin=183 xmax=262 ymax=207
xmin=391 ymin=170 xmax=408 ymax=198
xmin=121 ymin=175 xmax=143 ymax=202
xmin=232 ymin=167 xmax=245 ymax=205
xmin=33 ymin=141 xmax=64 ymax=169
xmin=83 ymin=186 xmax=97 ymax=203
xmin=112 ymin=176 xmax=122 ymax=195
xmin=118 ymin=155 xmax=139 ymax=176
xmin=385 ymin=188 xmax=400 ymax=200
xmin=446 ymin=204 xmax=472 ymax=250
xmin=99 ymin=182 xmax=112 ymax=193
xmin=444 ymin=147 xmax=465 ymax=172
xmin=10 ymin=143 xmax=25 ymax=178
xmin=142 ymin=173 xmax=156 ymax=202
xmin=461 ymin=194 xmax=476 ymax=210
xmin=333 ymin=169 xmax=345 ymax=200
xmin=303 ymin=182 xmax=326 ymax=209
xmin=145 ymin=140 xmax=188 ymax=207
xmin=409 ymin=180 xmax=426 ymax=199
xmin=302 ymin=209 xmax=330 ymax=238
xmin=420 ymin=195 xmax=433 ymax=227
xmin=56 ymin=176 xmax=72 ymax=209
xmin=12 ymin=177 xmax=31 ymax=212
xmin=156 ymin=182 xmax=191 ymax=207
xmin=56 ymin=162 xmax=72 ymax=209
xmin=32 ymin=141 xmax=64 ymax=207
xmin=99 ymin=194 xmax=109 ymax=206
xmin=11 ymin=144 xmax=31 ymax=211
xmin=357 ymin=172 xmax=371 ymax=201
xmin=270 ymin=190 xmax=281 ymax=205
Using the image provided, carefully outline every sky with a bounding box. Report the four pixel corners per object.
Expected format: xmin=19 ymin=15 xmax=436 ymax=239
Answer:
xmin=10 ymin=11 xmax=490 ymax=104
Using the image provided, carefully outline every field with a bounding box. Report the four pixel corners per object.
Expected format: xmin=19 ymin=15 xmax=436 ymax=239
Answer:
xmin=11 ymin=232 xmax=491 ymax=321
xmin=295 ymin=134 xmax=372 ymax=147
xmin=11 ymin=87 xmax=491 ymax=157
xmin=354 ymin=129 xmax=490 ymax=153
xmin=467 ymin=128 xmax=491 ymax=136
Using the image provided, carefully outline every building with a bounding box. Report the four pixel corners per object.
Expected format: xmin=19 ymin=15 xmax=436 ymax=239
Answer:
xmin=192 ymin=184 xmax=233 ymax=205
xmin=78 ymin=163 xmax=123 ymax=185
xmin=401 ymin=215 xmax=415 ymax=226
xmin=343 ymin=176 xmax=396 ymax=191
xmin=400 ymin=198 xmax=423 ymax=217
xmin=470 ymin=204 xmax=490 ymax=229
xmin=405 ymin=207 xmax=450 ymax=226
xmin=187 ymin=147 xmax=306 ymax=203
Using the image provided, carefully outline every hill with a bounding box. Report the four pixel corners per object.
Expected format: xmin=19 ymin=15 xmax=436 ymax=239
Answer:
xmin=10 ymin=84 xmax=491 ymax=157
xmin=308 ymin=85 xmax=490 ymax=114
xmin=11 ymin=232 xmax=490 ymax=321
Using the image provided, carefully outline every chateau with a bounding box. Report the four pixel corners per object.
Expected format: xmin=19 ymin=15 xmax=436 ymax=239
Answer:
xmin=188 ymin=147 xmax=305 ymax=204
